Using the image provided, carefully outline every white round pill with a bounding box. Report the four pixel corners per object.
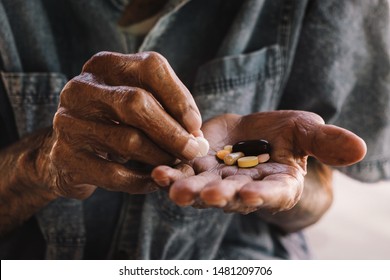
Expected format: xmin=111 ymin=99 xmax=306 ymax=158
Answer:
xmin=195 ymin=137 xmax=209 ymax=157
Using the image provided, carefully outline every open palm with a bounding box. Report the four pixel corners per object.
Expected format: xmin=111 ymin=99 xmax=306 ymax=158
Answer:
xmin=152 ymin=110 xmax=366 ymax=214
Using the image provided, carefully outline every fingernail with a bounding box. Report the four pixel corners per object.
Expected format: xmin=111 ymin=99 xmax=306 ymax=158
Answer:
xmin=182 ymin=137 xmax=199 ymax=159
xmin=151 ymin=167 xmax=167 ymax=186
xmin=154 ymin=178 xmax=170 ymax=187
xmin=208 ymin=199 xmax=228 ymax=207
xmin=245 ymin=198 xmax=264 ymax=207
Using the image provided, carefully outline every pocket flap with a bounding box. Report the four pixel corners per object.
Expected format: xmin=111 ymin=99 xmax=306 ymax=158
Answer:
xmin=1 ymin=72 xmax=67 ymax=137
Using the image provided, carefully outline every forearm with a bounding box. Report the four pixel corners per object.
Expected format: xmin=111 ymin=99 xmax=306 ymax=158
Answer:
xmin=0 ymin=128 xmax=58 ymax=236
xmin=257 ymin=158 xmax=333 ymax=233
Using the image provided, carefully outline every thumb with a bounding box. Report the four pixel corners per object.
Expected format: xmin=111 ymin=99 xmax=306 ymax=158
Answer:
xmin=298 ymin=124 xmax=367 ymax=166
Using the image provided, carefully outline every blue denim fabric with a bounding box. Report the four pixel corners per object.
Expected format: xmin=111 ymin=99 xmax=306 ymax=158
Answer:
xmin=0 ymin=0 xmax=389 ymax=259
xmin=0 ymin=72 xmax=66 ymax=137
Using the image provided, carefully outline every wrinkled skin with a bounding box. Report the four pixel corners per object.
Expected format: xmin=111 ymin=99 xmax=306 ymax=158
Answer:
xmin=47 ymin=51 xmax=203 ymax=198
xmin=0 ymin=51 xmax=204 ymax=235
xmin=0 ymin=51 xmax=366 ymax=236
xmin=152 ymin=111 xmax=367 ymax=214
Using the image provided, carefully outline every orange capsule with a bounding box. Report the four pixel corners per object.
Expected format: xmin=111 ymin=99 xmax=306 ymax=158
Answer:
xmin=216 ymin=149 xmax=230 ymax=160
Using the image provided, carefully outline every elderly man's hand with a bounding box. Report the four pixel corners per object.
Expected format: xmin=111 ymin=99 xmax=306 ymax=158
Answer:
xmin=40 ymin=51 xmax=202 ymax=198
xmin=151 ymin=111 xmax=366 ymax=214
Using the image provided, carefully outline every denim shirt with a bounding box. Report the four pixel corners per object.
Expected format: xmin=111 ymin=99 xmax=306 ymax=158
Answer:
xmin=0 ymin=0 xmax=389 ymax=259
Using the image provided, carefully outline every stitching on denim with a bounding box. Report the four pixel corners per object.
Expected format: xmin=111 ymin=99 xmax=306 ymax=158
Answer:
xmin=194 ymin=72 xmax=265 ymax=93
xmin=2 ymin=73 xmax=65 ymax=105
xmin=270 ymin=0 xmax=293 ymax=107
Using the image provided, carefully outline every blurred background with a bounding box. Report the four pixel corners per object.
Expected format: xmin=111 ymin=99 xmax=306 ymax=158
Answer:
xmin=305 ymin=171 xmax=390 ymax=259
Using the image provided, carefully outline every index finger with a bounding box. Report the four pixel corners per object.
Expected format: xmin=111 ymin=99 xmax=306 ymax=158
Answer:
xmin=59 ymin=77 xmax=200 ymax=160
xmin=82 ymin=51 xmax=202 ymax=135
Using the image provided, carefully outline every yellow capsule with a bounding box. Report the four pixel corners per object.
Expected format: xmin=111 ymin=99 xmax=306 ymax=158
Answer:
xmin=237 ymin=156 xmax=259 ymax=168
xmin=216 ymin=149 xmax=230 ymax=160
xmin=224 ymin=152 xmax=245 ymax=165
xmin=257 ymin=153 xmax=270 ymax=163
xmin=223 ymin=145 xmax=233 ymax=152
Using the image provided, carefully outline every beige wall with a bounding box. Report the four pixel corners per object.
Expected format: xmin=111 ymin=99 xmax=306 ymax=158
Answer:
xmin=305 ymin=171 xmax=390 ymax=259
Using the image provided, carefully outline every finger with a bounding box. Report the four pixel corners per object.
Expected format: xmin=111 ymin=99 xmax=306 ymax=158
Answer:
xmin=65 ymin=184 xmax=97 ymax=200
xmin=199 ymin=175 xmax=252 ymax=207
xmin=151 ymin=163 xmax=195 ymax=187
xmin=54 ymin=110 xmax=175 ymax=166
xmin=168 ymin=172 xmax=220 ymax=206
xmin=81 ymin=51 xmax=202 ymax=135
xmin=296 ymin=123 xmax=367 ymax=166
xmin=51 ymin=142 xmax=158 ymax=196
xmin=238 ymin=173 xmax=304 ymax=211
xmin=59 ymin=78 xmax=200 ymax=160
xmin=238 ymin=111 xmax=366 ymax=166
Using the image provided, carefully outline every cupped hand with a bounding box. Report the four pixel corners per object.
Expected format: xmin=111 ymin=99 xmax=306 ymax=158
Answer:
xmin=43 ymin=51 xmax=202 ymax=199
xmin=152 ymin=111 xmax=367 ymax=214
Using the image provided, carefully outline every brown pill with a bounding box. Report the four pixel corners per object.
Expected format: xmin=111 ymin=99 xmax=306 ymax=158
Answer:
xmin=257 ymin=153 xmax=270 ymax=163
xmin=232 ymin=139 xmax=271 ymax=156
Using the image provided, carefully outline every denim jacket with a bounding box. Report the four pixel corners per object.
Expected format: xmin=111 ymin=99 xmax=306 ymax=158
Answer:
xmin=0 ymin=0 xmax=389 ymax=259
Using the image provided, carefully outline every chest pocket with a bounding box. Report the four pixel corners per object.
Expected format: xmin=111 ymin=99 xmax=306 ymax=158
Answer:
xmin=1 ymin=72 xmax=67 ymax=137
xmin=192 ymin=45 xmax=282 ymax=121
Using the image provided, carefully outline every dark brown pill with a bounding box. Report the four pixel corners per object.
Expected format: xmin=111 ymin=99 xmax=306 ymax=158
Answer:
xmin=232 ymin=139 xmax=271 ymax=156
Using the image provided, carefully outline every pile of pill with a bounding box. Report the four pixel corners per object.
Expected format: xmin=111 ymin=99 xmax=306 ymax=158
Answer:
xmin=216 ymin=140 xmax=271 ymax=168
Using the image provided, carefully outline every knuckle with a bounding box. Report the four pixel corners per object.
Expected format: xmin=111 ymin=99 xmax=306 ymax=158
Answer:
xmin=60 ymin=75 xmax=107 ymax=114
xmin=142 ymin=51 xmax=166 ymax=64
xmin=126 ymin=88 xmax=151 ymax=112
xmin=49 ymin=140 xmax=66 ymax=165
xmin=59 ymin=80 xmax=77 ymax=105
xmin=139 ymin=51 xmax=167 ymax=71
xmin=82 ymin=51 xmax=120 ymax=73
xmin=127 ymin=130 xmax=142 ymax=151
xmin=52 ymin=111 xmax=65 ymax=134
xmin=174 ymin=101 xmax=191 ymax=116
xmin=306 ymin=111 xmax=325 ymax=124
xmin=59 ymin=77 xmax=88 ymax=105
xmin=52 ymin=111 xmax=62 ymax=131
xmin=52 ymin=110 xmax=72 ymax=135
xmin=295 ymin=111 xmax=325 ymax=125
